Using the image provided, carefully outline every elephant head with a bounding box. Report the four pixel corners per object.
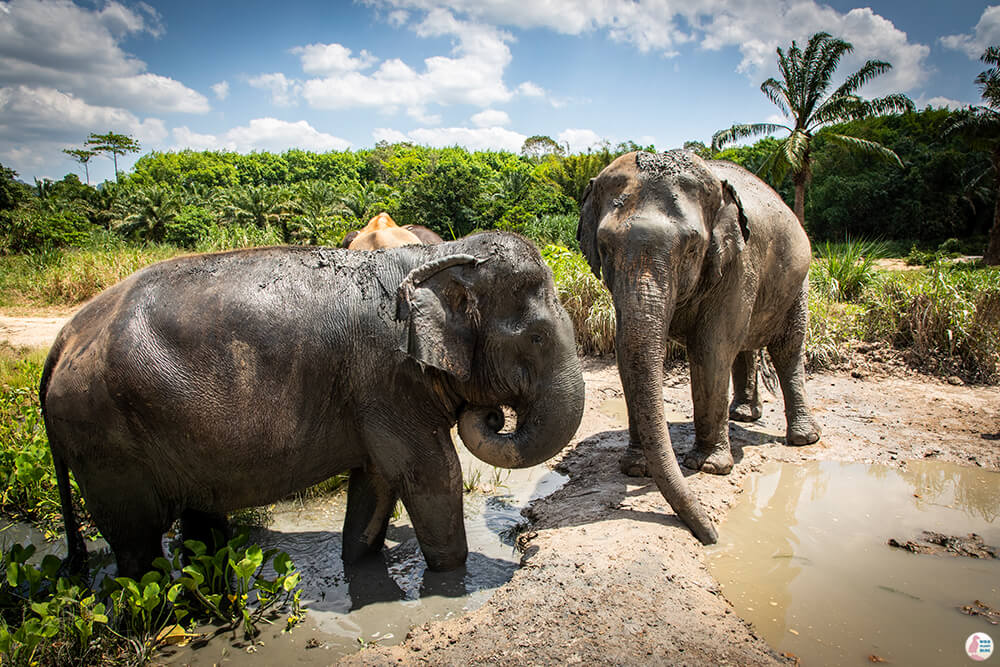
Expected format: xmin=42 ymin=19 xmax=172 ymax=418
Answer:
xmin=577 ymin=151 xmax=750 ymax=545
xmin=396 ymin=233 xmax=585 ymax=469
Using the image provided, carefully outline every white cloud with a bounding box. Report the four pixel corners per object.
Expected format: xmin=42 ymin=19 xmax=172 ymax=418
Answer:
xmin=918 ymin=96 xmax=969 ymax=110
xmin=517 ymin=81 xmax=545 ymax=97
xmin=373 ymin=125 xmax=526 ymax=151
xmin=292 ymin=43 xmax=378 ymax=75
xmin=301 ymin=9 xmax=514 ymax=115
xmin=941 ymin=6 xmax=1000 ymax=59
xmin=0 ymin=0 xmax=209 ymax=113
xmin=557 ymin=128 xmax=603 ymax=153
xmin=247 ymin=72 xmax=300 ymax=107
xmin=211 ymin=81 xmax=229 ymax=101
xmin=0 ymin=85 xmax=166 ymax=144
xmin=470 ymin=109 xmax=510 ymax=127
xmin=366 ymin=1 xmax=931 ymax=95
xmin=172 ymin=118 xmax=351 ymax=153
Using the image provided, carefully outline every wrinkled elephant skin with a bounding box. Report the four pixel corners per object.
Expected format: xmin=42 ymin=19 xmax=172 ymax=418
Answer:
xmin=41 ymin=232 xmax=585 ymax=578
xmin=578 ymin=150 xmax=821 ymax=544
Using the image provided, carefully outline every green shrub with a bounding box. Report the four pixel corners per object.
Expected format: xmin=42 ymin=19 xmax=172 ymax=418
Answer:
xmin=0 ymin=209 xmax=93 ymax=254
xmin=164 ymin=206 xmax=214 ymax=248
xmin=541 ymin=245 xmax=615 ymax=355
xmin=811 ymin=237 xmax=888 ymax=301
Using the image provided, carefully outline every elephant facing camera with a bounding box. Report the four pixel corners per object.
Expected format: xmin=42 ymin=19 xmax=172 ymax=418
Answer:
xmin=578 ymin=150 xmax=822 ymax=546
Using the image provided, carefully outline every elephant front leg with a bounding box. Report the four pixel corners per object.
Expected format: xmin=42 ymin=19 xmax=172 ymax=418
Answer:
xmin=683 ymin=342 xmax=736 ymax=475
xmin=397 ymin=430 xmax=468 ymax=571
xmin=729 ymin=350 xmax=762 ymax=422
xmin=619 ymin=364 xmax=649 ymax=477
xmin=342 ymin=466 xmax=397 ymax=564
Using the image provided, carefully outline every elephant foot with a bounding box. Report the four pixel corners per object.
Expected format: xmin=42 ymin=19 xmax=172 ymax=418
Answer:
xmin=619 ymin=445 xmax=649 ymax=477
xmin=786 ymin=416 xmax=821 ymax=446
xmin=729 ymin=399 xmax=762 ymax=422
xmin=683 ymin=443 xmax=734 ymax=475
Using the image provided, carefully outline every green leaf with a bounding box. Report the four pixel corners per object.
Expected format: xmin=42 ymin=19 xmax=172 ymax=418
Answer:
xmin=6 ymin=562 xmax=18 ymax=587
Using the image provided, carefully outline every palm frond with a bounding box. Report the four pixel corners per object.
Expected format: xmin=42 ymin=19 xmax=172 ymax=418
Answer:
xmin=760 ymin=78 xmax=791 ymax=118
xmin=835 ymin=59 xmax=892 ymax=97
xmin=783 ymin=130 xmax=810 ymax=171
xmin=856 ymin=94 xmax=915 ymax=117
xmin=810 ymin=94 xmax=863 ymax=127
xmin=826 ymin=133 xmax=905 ymax=167
xmin=755 ymin=140 xmax=793 ymax=184
xmin=711 ymin=123 xmax=789 ymax=151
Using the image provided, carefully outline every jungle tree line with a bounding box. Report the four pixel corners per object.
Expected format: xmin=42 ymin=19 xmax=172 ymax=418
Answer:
xmin=0 ymin=112 xmax=994 ymax=257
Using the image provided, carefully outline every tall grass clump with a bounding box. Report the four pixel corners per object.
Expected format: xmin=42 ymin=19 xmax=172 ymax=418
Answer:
xmin=806 ymin=288 xmax=864 ymax=370
xmin=811 ymin=237 xmax=888 ymax=301
xmin=861 ymin=262 xmax=1000 ymax=382
xmin=541 ymin=245 xmax=615 ymax=355
xmin=0 ymin=236 xmax=179 ymax=308
xmin=193 ymin=224 xmax=285 ymax=253
xmin=518 ymin=214 xmax=580 ymax=250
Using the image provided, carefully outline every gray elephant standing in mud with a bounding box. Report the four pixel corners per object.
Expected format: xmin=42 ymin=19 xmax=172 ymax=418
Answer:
xmin=41 ymin=232 xmax=585 ymax=578
xmin=577 ymin=150 xmax=821 ymax=544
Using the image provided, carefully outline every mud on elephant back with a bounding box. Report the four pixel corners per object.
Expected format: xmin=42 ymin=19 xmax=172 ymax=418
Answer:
xmin=39 ymin=231 xmax=584 ymax=579
xmin=577 ymin=150 xmax=822 ymax=545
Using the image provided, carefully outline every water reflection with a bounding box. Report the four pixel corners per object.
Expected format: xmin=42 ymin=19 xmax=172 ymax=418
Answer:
xmin=709 ymin=460 xmax=1000 ymax=666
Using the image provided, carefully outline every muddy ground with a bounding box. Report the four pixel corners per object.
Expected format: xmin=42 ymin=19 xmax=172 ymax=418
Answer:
xmin=3 ymin=315 xmax=998 ymax=665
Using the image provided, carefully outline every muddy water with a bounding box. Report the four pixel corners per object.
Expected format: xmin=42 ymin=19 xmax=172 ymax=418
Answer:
xmin=708 ymin=460 xmax=1000 ymax=666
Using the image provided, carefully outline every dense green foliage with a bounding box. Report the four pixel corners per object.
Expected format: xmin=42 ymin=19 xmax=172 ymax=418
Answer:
xmin=806 ymin=108 xmax=994 ymax=242
xmin=0 ymin=535 xmax=302 ymax=665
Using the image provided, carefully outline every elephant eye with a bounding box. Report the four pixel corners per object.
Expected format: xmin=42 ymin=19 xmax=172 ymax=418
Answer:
xmin=530 ymin=333 xmax=544 ymax=345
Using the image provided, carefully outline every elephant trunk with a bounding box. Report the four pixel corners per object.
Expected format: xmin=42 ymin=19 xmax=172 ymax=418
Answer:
xmin=617 ymin=277 xmax=718 ymax=545
xmin=459 ymin=340 xmax=584 ymax=469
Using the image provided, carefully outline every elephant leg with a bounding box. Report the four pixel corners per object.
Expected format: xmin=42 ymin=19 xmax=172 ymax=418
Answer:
xmin=683 ymin=342 xmax=736 ymax=475
xmin=342 ymin=466 xmax=396 ymax=564
xmin=92 ymin=496 xmax=171 ymax=580
xmin=729 ymin=350 xmax=762 ymax=422
xmin=393 ymin=430 xmax=468 ymax=571
xmin=614 ymin=282 xmax=717 ymax=545
xmin=767 ymin=287 xmax=821 ymax=446
xmin=181 ymin=509 xmax=231 ymax=553
xmin=619 ymin=358 xmax=649 ymax=477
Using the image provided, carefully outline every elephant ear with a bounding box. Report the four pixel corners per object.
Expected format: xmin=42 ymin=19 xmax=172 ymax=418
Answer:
xmin=395 ymin=255 xmax=483 ymax=381
xmin=705 ymin=179 xmax=750 ymax=280
xmin=576 ymin=178 xmax=602 ymax=280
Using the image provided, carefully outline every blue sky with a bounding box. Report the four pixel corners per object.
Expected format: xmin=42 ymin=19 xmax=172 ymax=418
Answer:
xmin=1 ymin=0 xmax=997 ymax=183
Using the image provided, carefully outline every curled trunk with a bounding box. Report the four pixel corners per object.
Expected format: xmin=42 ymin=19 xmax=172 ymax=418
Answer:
xmin=458 ymin=349 xmax=584 ymax=469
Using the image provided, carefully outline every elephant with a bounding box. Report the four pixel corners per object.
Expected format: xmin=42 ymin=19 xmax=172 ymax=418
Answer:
xmin=577 ymin=150 xmax=821 ymax=545
xmin=348 ymin=226 xmax=422 ymax=250
xmin=40 ymin=231 xmax=585 ymax=578
xmin=342 ymin=212 xmax=443 ymax=250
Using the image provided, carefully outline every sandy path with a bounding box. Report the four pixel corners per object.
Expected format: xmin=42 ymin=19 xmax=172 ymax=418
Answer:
xmin=0 ymin=313 xmax=72 ymax=349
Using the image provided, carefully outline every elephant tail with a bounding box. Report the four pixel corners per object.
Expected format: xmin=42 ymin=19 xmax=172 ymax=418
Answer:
xmin=758 ymin=349 xmax=779 ymax=395
xmin=39 ymin=340 xmax=88 ymax=574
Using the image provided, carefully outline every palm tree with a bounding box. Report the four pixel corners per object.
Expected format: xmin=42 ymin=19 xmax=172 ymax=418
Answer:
xmin=712 ymin=32 xmax=914 ymax=225
xmin=336 ymin=181 xmax=396 ymax=224
xmin=119 ymin=185 xmax=182 ymax=242
xmin=224 ymin=184 xmax=290 ymax=230
xmin=945 ymin=45 xmax=1000 ymax=265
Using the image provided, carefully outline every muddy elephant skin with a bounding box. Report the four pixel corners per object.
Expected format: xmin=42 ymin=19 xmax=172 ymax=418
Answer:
xmin=41 ymin=232 xmax=585 ymax=577
xmin=578 ymin=151 xmax=821 ymax=545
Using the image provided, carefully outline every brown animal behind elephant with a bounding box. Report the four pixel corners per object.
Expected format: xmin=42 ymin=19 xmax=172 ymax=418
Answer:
xmin=342 ymin=212 xmax=443 ymax=249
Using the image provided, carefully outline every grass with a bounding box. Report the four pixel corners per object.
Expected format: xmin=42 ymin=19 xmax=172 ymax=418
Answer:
xmin=811 ymin=237 xmax=889 ymax=301
xmin=541 ymin=245 xmax=616 ymax=355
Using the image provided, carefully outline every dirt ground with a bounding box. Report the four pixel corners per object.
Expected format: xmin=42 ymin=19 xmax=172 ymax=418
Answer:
xmin=4 ymin=313 xmax=998 ymax=666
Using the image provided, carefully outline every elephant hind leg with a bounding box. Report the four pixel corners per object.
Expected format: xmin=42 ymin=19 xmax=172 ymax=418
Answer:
xmin=92 ymin=497 xmax=172 ymax=580
xmin=729 ymin=350 xmax=763 ymax=422
xmin=768 ymin=287 xmax=821 ymax=446
xmin=342 ymin=467 xmax=396 ymax=564
xmin=181 ymin=509 xmax=231 ymax=553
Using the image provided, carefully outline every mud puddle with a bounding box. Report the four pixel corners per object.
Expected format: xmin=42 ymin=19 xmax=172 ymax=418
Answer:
xmin=708 ymin=460 xmax=1000 ymax=666
xmin=161 ymin=446 xmax=565 ymax=664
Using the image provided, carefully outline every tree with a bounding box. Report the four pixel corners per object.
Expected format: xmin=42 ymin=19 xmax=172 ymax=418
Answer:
xmin=521 ymin=135 xmax=564 ymax=162
xmin=119 ymin=184 xmax=182 ymax=242
xmin=945 ymin=45 xmax=1000 ymax=265
xmin=224 ymin=184 xmax=290 ymax=230
xmin=336 ymin=180 xmax=397 ymax=224
xmin=86 ymin=132 xmax=141 ymax=183
xmin=63 ymin=148 xmax=98 ymax=184
xmin=712 ymin=32 xmax=913 ymax=226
